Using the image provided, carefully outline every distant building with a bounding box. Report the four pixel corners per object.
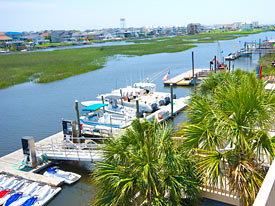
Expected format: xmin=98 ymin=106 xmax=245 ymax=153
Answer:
xmin=252 ymin=21 xmax=259 ymax=28
xmin=24 ymin=33 xmax=49 ymax=45
xmin=187 ymin=23 xmax=201 ymax=35
xmin=241 ymin=22 xmax=254 ymax=31
xmin=233 ymin=22 xmax=242 ymax=30
xmin=0 ymin=32 xmax=12 ymax=43
xmin=40 ymin=33 xmax=50 ymax=38
xmin=51 ymin=30 xmax=66 ymax=43
xmin=5 ymin=32 xmax=24 ymax=40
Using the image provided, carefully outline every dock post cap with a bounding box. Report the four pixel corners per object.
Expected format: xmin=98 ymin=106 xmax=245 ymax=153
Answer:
xmin=75 ymin=100 xmax=78 ymax=103
xmin=170 ymin=83 xmax=173 ymax=86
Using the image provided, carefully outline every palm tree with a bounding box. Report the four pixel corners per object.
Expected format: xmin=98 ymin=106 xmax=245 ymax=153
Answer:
xmin=92 ymin=119 xmax=201 ymax=206
xmin=177 ymin=70 xmax=275 ymax=205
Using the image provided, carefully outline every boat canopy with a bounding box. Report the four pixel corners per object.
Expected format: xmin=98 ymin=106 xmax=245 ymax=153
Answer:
xmin=134 ymin=82 xmax=156 ymax=88
xmin=104 ymin=94 xmax=122 ymax=100
xmin=82 ymin=103 xmax=108 ymax=111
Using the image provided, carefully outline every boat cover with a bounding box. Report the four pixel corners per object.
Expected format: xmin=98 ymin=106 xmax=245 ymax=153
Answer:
xmin=82 ymin=103 xmax=108 ymax=111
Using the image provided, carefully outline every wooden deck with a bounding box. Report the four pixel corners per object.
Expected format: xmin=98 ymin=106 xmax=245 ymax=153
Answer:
xmin=164 ymin=68 xmax=211 ymax=86
xmin=0 ymin=132 xmax=65 ymax=187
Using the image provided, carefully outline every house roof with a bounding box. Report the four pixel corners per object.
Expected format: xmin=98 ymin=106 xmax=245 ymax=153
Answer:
xmin=0 ymin=35 xmax=12 ymax=40
xmin=5 ymin=32 xmax=23 ymax=36
xmin=40 ymin=33 xmax=49 ymax=37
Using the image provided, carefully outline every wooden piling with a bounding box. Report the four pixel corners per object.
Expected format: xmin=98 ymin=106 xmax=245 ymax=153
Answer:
xmin=74 ymin=100 xmax=81 ymax=137
xmin=170 ymin=84 xmax=174 ymax=117
xmin=136 ymin=100 xmax=140 ymax=118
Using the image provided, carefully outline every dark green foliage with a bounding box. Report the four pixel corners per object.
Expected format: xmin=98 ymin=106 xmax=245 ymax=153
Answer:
xmin=92 ymin=119 xmax=201 ymax=206
xmin=177 ymin=70 xmax=275 ymax=205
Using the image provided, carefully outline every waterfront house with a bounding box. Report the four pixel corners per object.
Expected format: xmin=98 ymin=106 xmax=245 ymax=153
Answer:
xmin=241 ymin=22 xmax=254 ymax=31
xmin=51 ymin=30 xmax=74 ymax=43
xmin=24 ymin=33 xmax=49 ymax=45
xmin=0 ymin=32 xmax=12 ymax=44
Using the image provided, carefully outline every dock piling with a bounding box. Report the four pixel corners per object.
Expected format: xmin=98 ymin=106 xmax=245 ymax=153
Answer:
xmin=136 ymin=100 xmax=140 ymax=118
xmin=192 ymin=52 xmax=194 ymax=77
xmin=101 ymin=96 xmax=105 ymax=112
xmin=120 ymin=89 xmax=124 ymax=106
xmin=74 ymin=100 xmax=81 ymax=137
xmin=170 ymin=84 xmax=174 ymax=117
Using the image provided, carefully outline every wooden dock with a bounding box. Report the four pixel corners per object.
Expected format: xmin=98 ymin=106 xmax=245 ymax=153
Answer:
xmin=164 ymin=68 xmax=210 ymax=86
xmin=0 ymin=132 xmax=65 ymax=187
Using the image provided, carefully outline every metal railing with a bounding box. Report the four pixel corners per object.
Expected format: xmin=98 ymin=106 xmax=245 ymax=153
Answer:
xmin=254 ymin=160 xmax=275 ymax=206
xmin=35 ymin=137 xmax=105 ymax=162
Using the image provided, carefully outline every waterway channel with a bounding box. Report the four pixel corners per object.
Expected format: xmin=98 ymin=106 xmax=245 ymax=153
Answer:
xmin=0 ymin=31 xmax=274 ymax=205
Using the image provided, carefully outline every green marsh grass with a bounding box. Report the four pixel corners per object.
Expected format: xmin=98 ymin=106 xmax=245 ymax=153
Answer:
xmin=0 ymin=30 xmax=265 ymax=89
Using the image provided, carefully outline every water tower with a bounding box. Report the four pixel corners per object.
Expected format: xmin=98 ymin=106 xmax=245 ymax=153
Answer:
xmin=120 ymin=18 xmax=126 ymax=31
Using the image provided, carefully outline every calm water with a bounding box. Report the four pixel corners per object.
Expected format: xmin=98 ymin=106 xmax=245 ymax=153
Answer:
xmin=0 ymin=31 xmax=274 ymax=205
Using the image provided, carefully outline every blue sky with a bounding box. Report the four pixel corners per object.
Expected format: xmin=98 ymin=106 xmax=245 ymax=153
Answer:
xmin=0 ymin=0 xmax=274 ymax=31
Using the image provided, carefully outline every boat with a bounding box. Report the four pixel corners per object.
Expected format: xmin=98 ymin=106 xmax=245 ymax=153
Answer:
xmin=4 ymin=192 xmax=23 ymax=206
xmin=239 ymin=48 xmax=252 ymax=57
xmin=0 ymin=189 xmax=10 ymax=199
xmin=98 ymin=93 xmax=155 ymax=113
xmin=175 ymin=77 xmax=197 ymax=86
xmin=43 ymin=167 xmax=81 ymax=184
xmin=80 ymin=103 xmax=134 ymax=130
xmin=0 ymin=174 xmax=61 ymax=206
xmin=1 ymin=177 xmax=17 ymax=189
xmin=79 ymin=81 xmax=178 ymax=135
xmin=33 ymin=185 xmax=61 ymax=206
xmin=110 ymin=82 xmax=172 ymax=112
xmin=21 ymin=196 xmax=38 ymax=206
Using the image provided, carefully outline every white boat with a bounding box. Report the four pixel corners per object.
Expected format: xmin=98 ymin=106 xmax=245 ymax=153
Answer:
xmin=43 ymin=167 xmax=81 ymax=184
xmin=225 ymin=53 xmax=236 ymax=60
xmin=80 ymin=102 xmax=136 ymax=131
xmin=33 ymin=185 xmax=61 ymax=206
xmin=81 ymin=100 xmax=102 ymax=107
xmin=0 ymin=174 xmax=61 ymax=206
xmin=115 ymin=82 xmax=172 ymax=110
xmin=100 ymin=93 xmax=154 ymax=113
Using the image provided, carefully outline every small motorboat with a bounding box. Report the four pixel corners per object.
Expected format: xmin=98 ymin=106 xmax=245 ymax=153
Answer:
xmin=4 ymin=192 xmax=23 ymax=206
xmin=0 ymin=189 xmax=10 ymax=199
xmin=21 ymin=196 xmax=38 ymax=206
xmin=43 ymin=167 xmax=81 ymax=184
xmin=0 ymin=173 xmax=61 ymax=206
xmin=1 ymin=178 xmax=16 ymax=189
xmin=33 ymin=185 xmax=61 ymax=206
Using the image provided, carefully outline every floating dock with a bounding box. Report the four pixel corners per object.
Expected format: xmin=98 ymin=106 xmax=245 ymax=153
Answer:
xmin=164 ymin=69 xmax=210 ymax=86
xmin=0 ymin=133 xmax=65 ymax=187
